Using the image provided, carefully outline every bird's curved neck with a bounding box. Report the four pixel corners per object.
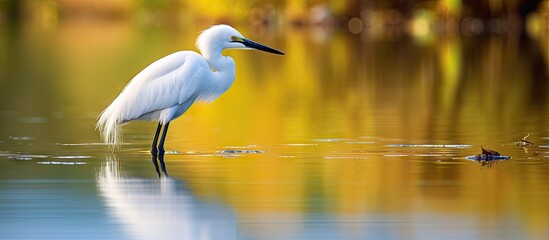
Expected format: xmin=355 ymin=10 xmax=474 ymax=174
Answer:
xmin=202 ymin=50 xmax=225 ymax=72
xmin=201 ymin=50 xmax=236 ymax=95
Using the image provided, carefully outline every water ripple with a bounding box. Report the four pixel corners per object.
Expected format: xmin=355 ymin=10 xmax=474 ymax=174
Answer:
xmin=312 ymin=138 xmax=348 ymax=143
xmin=386 ymin=144 xmax=472 ymax=148
xmin=56 ymin=142 xmax=125 ymax=146
xmin=8 ymin=136 xmax=34 ymax=141
xmin=0 ymin=153 xmax=50 ymax=160
xmin=383 ymin=154 xmax=411 ymax=157
xmin=324 ymin=156 xmax=368 ymax=160
xmin=283 ymin=143 xmax=318 ymax=147
xmin=37 ymin=161 xmax=87 ymax=165
xmin=345 ymin=141 xmax=376 ymax=144
xmin=52 ymin=156 xmax=92 ymax=159
xmin=216 ymin=149 xmax=265 ymax=154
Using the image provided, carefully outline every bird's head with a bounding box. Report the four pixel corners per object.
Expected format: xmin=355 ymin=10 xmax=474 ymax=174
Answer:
xmin=196 ymin=25 xmax=284 ymax=56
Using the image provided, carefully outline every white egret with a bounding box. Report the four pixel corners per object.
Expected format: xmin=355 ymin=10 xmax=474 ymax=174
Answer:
xmin=96 ymin=25 xmax=284 ymax=153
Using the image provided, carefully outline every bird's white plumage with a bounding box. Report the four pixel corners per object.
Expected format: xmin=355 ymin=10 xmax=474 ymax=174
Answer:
xmin=96 ymin=24 xmax=283 ymax=149
xmin=97 ymin=25 xmax=241 ymax=146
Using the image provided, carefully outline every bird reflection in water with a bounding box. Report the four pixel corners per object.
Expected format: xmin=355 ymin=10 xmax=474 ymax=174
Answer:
xmin=152 ymin=151 xmax=168 ymax=177
xmin=97 ymin=155 xmax=237 ymax=240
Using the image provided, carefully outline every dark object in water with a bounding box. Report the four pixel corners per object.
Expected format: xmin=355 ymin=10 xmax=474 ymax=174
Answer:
xmin=466 ymin=146 xmax=511 ymax=161
xmin=516 ymin=133 xmax=534 ymax=147
xmin=466 ymin=155 xmax=511 ymax=161
xmin=481 ymin=146 xmax=500 ymax=156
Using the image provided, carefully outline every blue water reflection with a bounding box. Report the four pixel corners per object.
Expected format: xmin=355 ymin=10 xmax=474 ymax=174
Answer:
xmin=97 ymin=155 xmax=238 ymax=240
xmin=94 ymin=154 xmax=529 ymax=240
xmin=1 ymin=145 xmax=543 ymax=240
xmin=1 ymin=179 xmax=123 ymax=239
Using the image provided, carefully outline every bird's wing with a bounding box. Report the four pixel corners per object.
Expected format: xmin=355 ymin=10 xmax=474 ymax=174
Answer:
xmin=108 ymin=51 xmax=210 ymax=123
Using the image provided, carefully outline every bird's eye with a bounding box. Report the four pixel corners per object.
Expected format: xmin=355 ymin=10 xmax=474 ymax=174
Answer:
xmin=230 ymin=36 xmax=242 ymax=42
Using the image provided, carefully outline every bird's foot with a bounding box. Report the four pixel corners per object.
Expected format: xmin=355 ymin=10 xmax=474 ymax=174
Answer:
xmin=158 ymin=147 xmax=166 ymax=155
xmin=151 ymin=146 xmax=165 ymax=157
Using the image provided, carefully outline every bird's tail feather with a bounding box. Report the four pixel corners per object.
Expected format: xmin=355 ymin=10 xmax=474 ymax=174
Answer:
xmin=96 ymin=106 xmax=123 ymax=150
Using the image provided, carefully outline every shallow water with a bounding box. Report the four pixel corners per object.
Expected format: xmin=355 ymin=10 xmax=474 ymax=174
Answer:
xmin=1 ymin=21 xmax=549 ymax=240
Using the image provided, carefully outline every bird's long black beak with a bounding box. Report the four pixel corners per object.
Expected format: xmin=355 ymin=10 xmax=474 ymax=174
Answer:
xmin=242 ymin=38 xmax=284 ymax=55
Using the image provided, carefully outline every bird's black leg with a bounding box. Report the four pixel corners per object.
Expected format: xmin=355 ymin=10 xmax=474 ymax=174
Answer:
xmin=151 ymin=122 xmax=163 ymax=155
xmin=158 ymin=121 xmax=170 ymax=155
